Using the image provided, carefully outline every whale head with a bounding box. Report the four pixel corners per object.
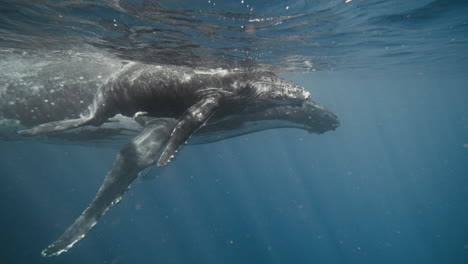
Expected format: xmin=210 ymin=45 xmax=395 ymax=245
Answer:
xmin=248 ymin=72 xmax=311 ymax=103
xmin=191 ymin=99 xmax=339 ymax=145
xmin=300 ymin=101 xmax=340 ymax=134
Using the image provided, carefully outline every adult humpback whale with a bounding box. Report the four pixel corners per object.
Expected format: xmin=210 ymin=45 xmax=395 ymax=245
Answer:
xmin=14 ymin=62 xmax=339 ymax=256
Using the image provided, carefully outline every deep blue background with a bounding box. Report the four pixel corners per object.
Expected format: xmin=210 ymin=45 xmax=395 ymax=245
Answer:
xmin=1 ymin=72 xmax=467 ymax=264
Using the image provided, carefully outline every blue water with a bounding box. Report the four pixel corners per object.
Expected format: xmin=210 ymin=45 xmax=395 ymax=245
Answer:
xmin=1 ymin=0 xmax=468 ymax=263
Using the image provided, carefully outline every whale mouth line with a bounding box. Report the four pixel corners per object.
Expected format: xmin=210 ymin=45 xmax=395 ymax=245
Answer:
xmin=251 ymin=81 xmax=284 ymax=86
xmin=251 ymin=81 xmax=305 ymax=92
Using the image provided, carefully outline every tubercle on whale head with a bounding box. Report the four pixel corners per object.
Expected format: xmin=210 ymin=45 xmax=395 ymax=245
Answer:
xmin=261 ymin=82 xmax=311 ymax=103
xmin=248 ymin=72 xmax=311 ymax=102
xmin=281 ymin=82 xmax=310 ymax=101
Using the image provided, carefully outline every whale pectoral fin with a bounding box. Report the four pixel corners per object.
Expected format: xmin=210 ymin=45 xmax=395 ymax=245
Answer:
xmin=18 ymin=116 xmax=95 ymax=137
xmin=42 ymin=118 xmax=177 ymax=257
xmin=157 ymin=95 xmax=221 ymax=166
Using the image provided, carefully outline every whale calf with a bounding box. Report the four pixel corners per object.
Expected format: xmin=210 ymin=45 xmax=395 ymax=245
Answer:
xmin=14 ymin=62 xmax=339 ymax=256
xmin=18 ymin=62 xmax=311 ymax=166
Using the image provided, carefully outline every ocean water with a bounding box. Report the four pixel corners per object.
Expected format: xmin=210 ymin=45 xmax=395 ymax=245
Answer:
xmin=0 ymin=0 xmax=467 ymax=263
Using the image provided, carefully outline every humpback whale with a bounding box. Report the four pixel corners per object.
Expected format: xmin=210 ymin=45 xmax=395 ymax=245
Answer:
xmin=13 ymin=62 xmax=339 ymax=256
xmin=18 ymin=62 xmax=311 ymax=166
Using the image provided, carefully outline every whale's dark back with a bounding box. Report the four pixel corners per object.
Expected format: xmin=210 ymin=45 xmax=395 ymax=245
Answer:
xmin=100 ymin=63 xmax=259 ymax=118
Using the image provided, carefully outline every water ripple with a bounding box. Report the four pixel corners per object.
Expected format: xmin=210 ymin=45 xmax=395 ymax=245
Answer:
xmin=0 ymin=0 xmax=466 ymax=72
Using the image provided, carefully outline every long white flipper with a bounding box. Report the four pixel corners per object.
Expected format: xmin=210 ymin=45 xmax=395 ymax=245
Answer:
xmin=42 ymin=118 xmax=177 ymax=256
xmin=157 ymin=95 xmax=220 ymax=166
